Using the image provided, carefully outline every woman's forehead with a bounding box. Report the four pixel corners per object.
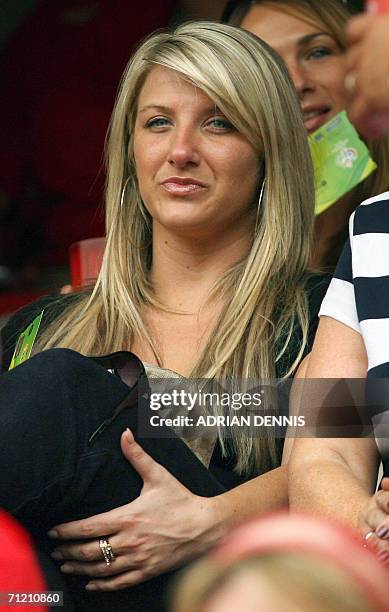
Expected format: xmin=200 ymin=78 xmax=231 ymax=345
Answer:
xmin=137 ymin=66 xmax=215 ymax=111
xmin=241 ymin=4 xmax=334 ymax=52
xmin=141 ymin=65 xmax=185 ymax=90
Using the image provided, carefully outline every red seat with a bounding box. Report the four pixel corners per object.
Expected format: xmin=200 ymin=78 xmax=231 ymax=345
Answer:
xmin=69 ymin=237 xmax=105 ymax=287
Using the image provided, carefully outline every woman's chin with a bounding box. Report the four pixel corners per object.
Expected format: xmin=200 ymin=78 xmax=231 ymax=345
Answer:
xmin=153 ymin=215 xmax=215 ymax=240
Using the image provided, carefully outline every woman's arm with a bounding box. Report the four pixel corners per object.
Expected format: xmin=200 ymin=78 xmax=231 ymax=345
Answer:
xmin=210 ymin=464 xmax=288 ymax=529
xmin=282 ymin=353 xmax=310 ymax=465
xmin=49 ymin=430 xmax=288 ymax=591
xmin=289 ymin=316 xmax=380 ymax=527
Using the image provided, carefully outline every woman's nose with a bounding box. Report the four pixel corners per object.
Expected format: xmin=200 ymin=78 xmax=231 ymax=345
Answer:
xmin=167 ymin=128 xmax=201 ymax=167
xmin=287 ymin=61 xmax=316 ymax=98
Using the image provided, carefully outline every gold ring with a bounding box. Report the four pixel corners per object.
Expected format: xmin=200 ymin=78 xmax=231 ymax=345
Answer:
xmin=365 ymin=531 xmax=374 ymax=541
xmin=99 ymin=538 xmax=115 ymax=565
xmin=344 ymin=72 xmax=357 ymax=94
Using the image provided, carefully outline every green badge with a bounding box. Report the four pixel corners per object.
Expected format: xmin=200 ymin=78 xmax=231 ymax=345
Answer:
xmin=309 ymin=111 xmax=377 ymax=216
xmin=9 ymin=310 xmax=44 ymax=370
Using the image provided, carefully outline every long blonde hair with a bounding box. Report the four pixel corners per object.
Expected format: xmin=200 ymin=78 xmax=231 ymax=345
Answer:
xmin=35 ymin=22 xmax=314 ymax=475
xmin=227 ymin=0 xmax=389 ymax=204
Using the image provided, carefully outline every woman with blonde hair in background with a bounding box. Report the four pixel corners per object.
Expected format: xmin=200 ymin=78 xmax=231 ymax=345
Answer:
xmin=223 ymin=0 xmax=389 ymax=270
xmin=1 ymin=21 xmax=326 ymax=610
xmin=172 ymin=512 xmax=389 ymax=612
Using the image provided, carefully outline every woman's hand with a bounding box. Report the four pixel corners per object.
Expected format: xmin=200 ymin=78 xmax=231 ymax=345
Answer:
xmin=345 ymin=14 xmax=389 ymax=139
xmin=48 ymin=429 xmax=225 ymax=591
xmin=359 ymin=478 xmax=389 ymax=563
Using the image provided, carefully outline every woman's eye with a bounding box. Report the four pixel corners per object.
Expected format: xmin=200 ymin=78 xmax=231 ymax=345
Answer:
xmin=306 ymin=47 xmax=333 ymax=60
xmin=206 ymin=117 xmax=233 ymax=131
xmin=146 ymin=117 xmax=170 ymax=129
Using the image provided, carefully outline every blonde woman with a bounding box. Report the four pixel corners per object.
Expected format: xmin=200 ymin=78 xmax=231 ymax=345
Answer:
xmin=172 ymin=512 xmax=389 ymax=612
xmin=223 ymin=0 xmax=389 ymax=269
xmin=0 ymin=21 xmax=325 ymax=610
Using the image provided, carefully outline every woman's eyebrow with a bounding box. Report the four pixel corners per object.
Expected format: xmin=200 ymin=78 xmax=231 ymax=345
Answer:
xmin=298 ymin=32 xmax=334 ymax=47
xmin=138 ymin=104 xmax=171 ymax=114
xmin=138 ymin=104 xmax=222 ymax=115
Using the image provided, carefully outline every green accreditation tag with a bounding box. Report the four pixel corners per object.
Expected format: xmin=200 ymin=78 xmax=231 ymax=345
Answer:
xmin=309 ymin=111 xmax=377 ymax=216
xmin=9 ymin=310 xmax=44 ymax=370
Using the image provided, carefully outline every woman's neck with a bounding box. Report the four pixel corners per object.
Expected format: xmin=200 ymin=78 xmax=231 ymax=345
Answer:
xmin=149 ymin=221 xmax=253 ymax=312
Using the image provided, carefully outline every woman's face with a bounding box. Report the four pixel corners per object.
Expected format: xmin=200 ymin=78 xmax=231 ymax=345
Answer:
xmin=133 ymin=66 xmax=260 ymax=240
xmin=241 ymin=4 xmax=348 ymax=134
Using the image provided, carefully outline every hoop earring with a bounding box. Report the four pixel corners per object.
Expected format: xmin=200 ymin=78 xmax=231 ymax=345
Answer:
xmin=258 ymin=178 xmax=266 ymax=209
xmin=120 ymin=176 xmax=131 ymax=208
xmin=118 ymin=176 xmax=152 ymax=250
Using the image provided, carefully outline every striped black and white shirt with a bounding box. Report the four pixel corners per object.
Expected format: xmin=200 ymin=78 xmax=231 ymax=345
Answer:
xmin=320 ymin=191 xmax=389 ymax=378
